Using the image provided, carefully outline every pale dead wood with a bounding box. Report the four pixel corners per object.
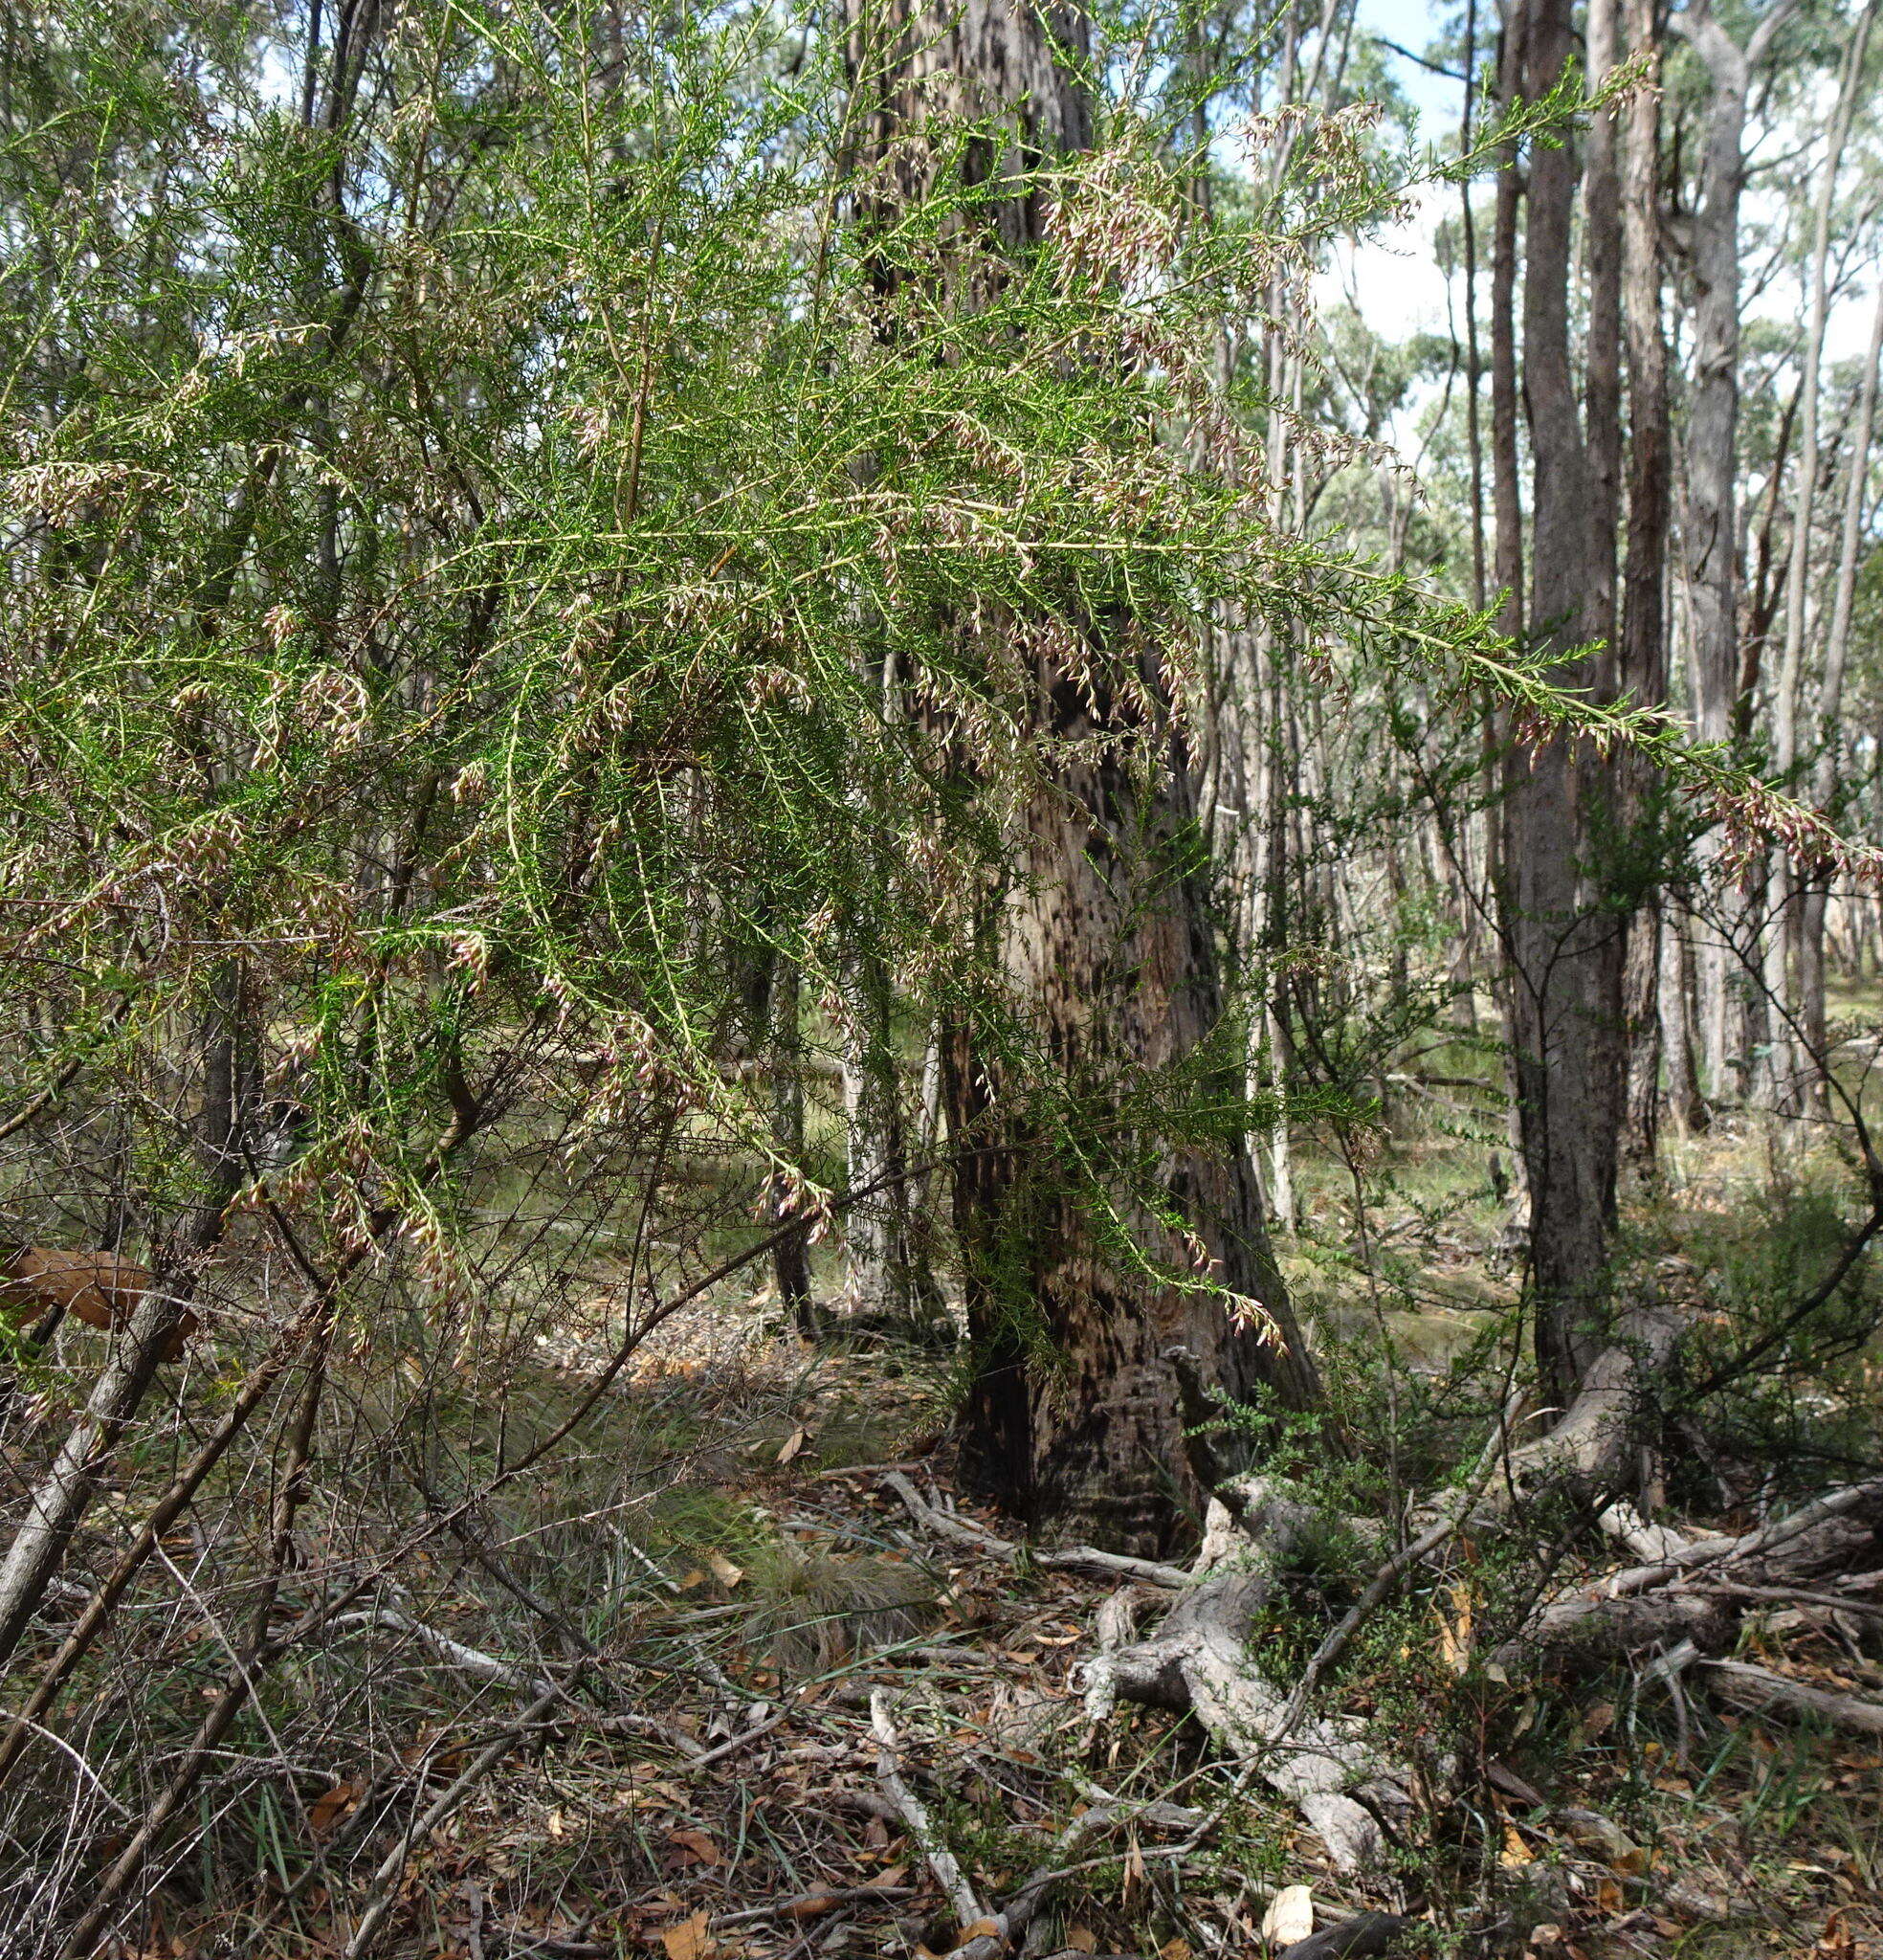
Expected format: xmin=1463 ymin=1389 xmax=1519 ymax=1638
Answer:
xmin=1493 ymin=1480 xmax=1883 ymax=1672
xmin=1079 ymin=1476 xmax=1392 ymax=1872
xmin=871 ymin=1688 xmax=987 ymax=1930
xmin=882 ymin=1472 xmax=1191 ymax=1589
xmin=325 ymin=1606 xmax=558 ymax=1698
xmin=1698 ymin=1658 xmax=1883 ymax=1734
xmin=338 ymin=1678 xmax=574 ymax=1958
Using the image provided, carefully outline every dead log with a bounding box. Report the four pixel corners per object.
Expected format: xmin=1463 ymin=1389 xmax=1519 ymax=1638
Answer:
xmin=1276 ymin=1913 xmax=1409 ymax=1960
xmin=1697 ymin=1659 xmax=1883 ymax=1735
xmin=1492 ymin=1481 xmax=1883 ymax=1675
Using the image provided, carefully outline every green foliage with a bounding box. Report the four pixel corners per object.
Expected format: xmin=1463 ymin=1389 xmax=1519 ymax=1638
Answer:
xmin=1673 ymin=1179 xmax=1883 ymax=1492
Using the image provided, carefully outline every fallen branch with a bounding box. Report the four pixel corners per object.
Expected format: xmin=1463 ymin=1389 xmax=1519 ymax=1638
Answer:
xmin=1493 ymin=1480 xmax=1883 ymax=1673
xmin=1600 ymin=1480 xmax=1883 ymax=1601
xmin=1275 ymin=1911 xmax=1409 ymax=1960
xmin=715 ymin=1883 xmax=917 ymax=1927
xmin=948 ymin=1799 xmax=1210 ymax=1960
xmin=341 ymin=1678 xmax=572 ymax=1958
xmin=882 ymin=1473 xmax=1190 ymax=1590
xmin=1688 ymin=1579 xmax=1883 ymax=1619
xmin=871 ymin=1688 xmax=986 ymax=1931
xmin=694 ymin=1704 xmax=791 ymax=1768
xmin=326 ymin=1607 xmax=557 ymax=1698
xmin=1697 ymin=1659 xmax=1883 ymax=1735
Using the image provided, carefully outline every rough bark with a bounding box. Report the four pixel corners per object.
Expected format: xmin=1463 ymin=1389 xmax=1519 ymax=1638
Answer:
xmin=839 ymin=947 xmax=937 ymax=1325
xmin=840 ymin=0 xmax=1320 ymax=1555
xmin=1618 ymin=0 xmax=1673 ymax=1176
xmin=942 ymin=707 xmax=1319 ymax=1550
xmin=1583 ymin=0 xmax=1622 ymax=660
xmin=1500 ymin=0 xmax=1625 ymax=1407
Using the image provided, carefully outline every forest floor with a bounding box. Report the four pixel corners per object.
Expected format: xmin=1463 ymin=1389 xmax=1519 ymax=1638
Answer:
xmin=228 ymin=1287 xmax=1883 ymax=1960
xmin=72 ymin=1008 xmax=1883 ymax=1960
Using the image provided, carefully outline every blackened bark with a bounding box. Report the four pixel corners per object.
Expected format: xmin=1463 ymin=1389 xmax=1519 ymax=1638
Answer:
xmin=840 ymin=0 xmax=1320 ymax=1552
xmin=943 ymin=686 xmax=1319 ymax=1552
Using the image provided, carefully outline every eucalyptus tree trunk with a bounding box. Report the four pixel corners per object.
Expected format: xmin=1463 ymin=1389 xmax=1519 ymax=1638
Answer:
xmin=1672 ymin=0 xmax=1798 ymax=1102
xmin=839 ymin=0 xmax=1320 ymax=1553
xmin=1498 ymin=0 xmax=1626 ymax=1407
xmin=1618 ymin=0 xmax=1673 ymax=1175
xmin=1487 ymin=0 xmax=1531 ymax=1223
xmin=1800 ymin=278 xmax=1883 ymax=1085
xmin=838 ymin=950 xmax=935 ymax=1325
xmin=742 ymin=950 xmax=816 ymax=1335
xmin=1770 ymin=0 xmax=1877 ymax=1111
xmin=1583 ymin=0 xmax=1621 ymax=658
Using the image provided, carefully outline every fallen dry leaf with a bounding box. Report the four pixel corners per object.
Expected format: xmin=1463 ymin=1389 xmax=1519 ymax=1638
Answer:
xmin=705 ymin=1550 xmax=744 ymax=1589
xmin=1437 ymin=1580 xmax=1473 ymax=1675
xmin=1121 ymin=1837 xmax=1146 ymax=1908
xmin=1065 ymin=1929 xmax=1097 ymax=1954
xmin=660 ymin=1911 xmax=715 ymax=1960
xmin=666 ymin=1826 xmax=722 ymax=1867
xmin=308 ymin=1780 xmax=357 ymax=1835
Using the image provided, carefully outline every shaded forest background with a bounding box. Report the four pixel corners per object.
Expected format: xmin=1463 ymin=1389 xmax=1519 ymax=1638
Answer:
xmin=2 ymin=0 xmax=1883 ymax=1952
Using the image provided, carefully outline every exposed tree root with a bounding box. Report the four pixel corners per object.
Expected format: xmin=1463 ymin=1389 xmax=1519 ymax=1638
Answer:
xmin=891 ymin=1324 xmax=1883 ymax=1890
xmin=1077 ymin=1326 xmax=1883 ymax=1873
xmin=1076 ymin=1479 xmax=1398 ymax=1872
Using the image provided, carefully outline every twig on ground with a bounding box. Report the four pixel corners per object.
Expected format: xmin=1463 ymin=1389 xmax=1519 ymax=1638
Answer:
xmin=871 ymin=1688 xmax=986 ymax=1930
xmin=326 ymin=1607 xmax=558 ymax=1698
xmin=1687 ymin=1578 xmax=1883 ymax=1618
xmin=693 ymin=1704 xmax=791 ymax=1769
xmin=714 ymin=1883 xmax=916 ymax=1927
xmin=882 ymin=1472 xmax=1190 ymax=1590
xmin=343 ymin=1679 xmax=572 ymax=1959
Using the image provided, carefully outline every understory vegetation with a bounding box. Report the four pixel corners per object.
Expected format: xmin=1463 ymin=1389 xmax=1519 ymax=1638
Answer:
xmin=2 ymin=0 xmax=1882 ymax=1953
